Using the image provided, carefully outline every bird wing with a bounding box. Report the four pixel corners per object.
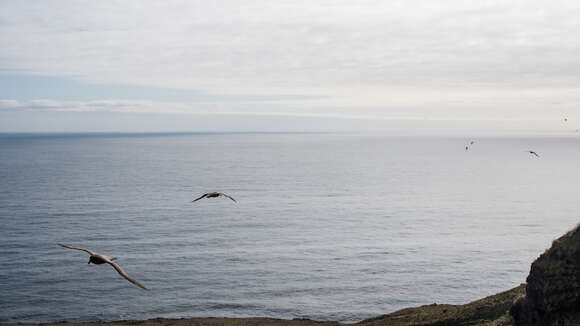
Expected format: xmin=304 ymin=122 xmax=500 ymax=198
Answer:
xmin=106 ymin=260 xmax=148 ymax=290
xmin=219 ymin=192 xmax=237 ymax=202
xmin=533 ymin=152 xmax=540 ymax=157
xmin=58 ymin=243 xmax=96 ymax=256
xmin=192 ymin=193 xmax=208 ymax=202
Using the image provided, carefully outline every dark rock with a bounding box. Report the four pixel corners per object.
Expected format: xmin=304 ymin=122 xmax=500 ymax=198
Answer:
xmin=511 ymin=224 xmax=580 ymax=326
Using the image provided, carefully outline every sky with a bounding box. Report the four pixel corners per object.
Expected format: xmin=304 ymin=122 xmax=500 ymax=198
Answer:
xmin=1 ymin=0 xmax=580 ymax=134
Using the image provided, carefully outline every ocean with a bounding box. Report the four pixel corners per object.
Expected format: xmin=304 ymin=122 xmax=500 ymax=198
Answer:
xmin=1 ymin=132 xmax=579 ymax=323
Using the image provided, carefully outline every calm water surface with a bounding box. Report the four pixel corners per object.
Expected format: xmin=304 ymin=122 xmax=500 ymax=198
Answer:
xmin=1 ymin=133 xmax=579 ymax=323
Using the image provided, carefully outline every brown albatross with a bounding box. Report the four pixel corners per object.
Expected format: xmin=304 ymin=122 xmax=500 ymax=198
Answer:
xmin=192 ymin=192 xmax=237 ymax=203
xmin=57 ymin=243 xmax=148 ymax=290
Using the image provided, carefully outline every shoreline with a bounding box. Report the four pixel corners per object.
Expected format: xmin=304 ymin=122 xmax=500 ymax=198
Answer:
xmin=1 ymin=284 xmax=525 ymax=326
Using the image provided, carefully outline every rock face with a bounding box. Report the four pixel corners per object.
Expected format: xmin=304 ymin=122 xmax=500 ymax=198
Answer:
xmin=360 ymin=285 xmax=525 ymax=326
xmin=511 ymin=224 xmax=580 ymax=326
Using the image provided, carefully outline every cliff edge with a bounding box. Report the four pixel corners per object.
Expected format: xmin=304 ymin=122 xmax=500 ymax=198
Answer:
xmin=510 ymin=224 xmax=580 ymax=325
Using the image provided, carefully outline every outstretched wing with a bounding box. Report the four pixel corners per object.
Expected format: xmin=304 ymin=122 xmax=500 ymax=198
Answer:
xmin=192 ymin=193 xmax=208 ymax=202
xmin=57 ymin=243 xmax=96 ymax=256
xmin=107 ymin=260 xmax=148 ymax=290
xmin=219 ymin=192 xmax=237 ymax=202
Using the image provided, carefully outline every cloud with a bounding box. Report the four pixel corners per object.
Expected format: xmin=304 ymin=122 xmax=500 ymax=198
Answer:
xmin=1 ymin=0 xmax=580 ymax=133
xmin=2 ymin=0 xmax=580 ymax=95
xmin=0 ymin=99 xmax=147 ymax=112
xmin=3 ymin=84 xmax=580 ymax=122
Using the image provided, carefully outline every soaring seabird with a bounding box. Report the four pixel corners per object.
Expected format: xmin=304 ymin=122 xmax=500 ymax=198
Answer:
xmin=192 ymin=192 xmax=237 ymax=203
xmin=527 ymin=150 xmax=540 ymax=158
xmin=465 ymin=140 xmax=474 ymax=150
xmin=57 ymin=243 xmax=148 ymax=290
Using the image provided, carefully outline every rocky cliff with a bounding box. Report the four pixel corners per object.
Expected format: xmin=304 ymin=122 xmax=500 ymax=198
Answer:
xmin=511 ymin=224 xmax=580 ymax=325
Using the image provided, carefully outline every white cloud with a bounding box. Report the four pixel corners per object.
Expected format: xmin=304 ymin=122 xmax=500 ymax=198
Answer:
xmin=2 ymin=1 xmax=580 ymax=92
xmin=0 ymin=99 xmax=192 ymax=113
xmin=2 ymin=84 xmax=580 ymax=122
xmin=1 ymin=0 xmax=580 ymax=132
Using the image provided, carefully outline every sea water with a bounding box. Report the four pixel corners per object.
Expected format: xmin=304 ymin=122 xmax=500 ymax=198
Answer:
xmin=1 ymin=133 xmax=579 ymax=323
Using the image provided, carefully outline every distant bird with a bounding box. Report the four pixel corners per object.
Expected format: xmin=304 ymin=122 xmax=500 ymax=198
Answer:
xmin=57 ymin=243 xmax=148 ymax=290
xmin=564 ymin=118 xmax=568 ymax=122
xmin=465 ymin=146 xmax=469 ymax=151
xmin=470 ymin=141 xmax=475 ymax=145
xmin=527 ymin=151 xmax=540 ymax=158
xmin=192 ymin=192 xmax=237 ymax=203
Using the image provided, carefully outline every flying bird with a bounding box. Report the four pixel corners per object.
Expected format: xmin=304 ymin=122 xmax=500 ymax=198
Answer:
xmin=57 ymin=243 xmax=148 ymax=290
xmin=192 ymin=192 xmax=237 ymax=203
xmin=527 ymin=151 xmax=540 ymax=158
xmin=465 ymin=140 xmax=474 ymax=150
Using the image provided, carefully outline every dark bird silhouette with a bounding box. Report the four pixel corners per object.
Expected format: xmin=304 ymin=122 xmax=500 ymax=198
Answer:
xmin=465 ymin=146 xmax=469 ymax=151
xmin=57 ymin=243 xmax=148 ymax=290
xmin=192 ymin=192 xmax=237 ymax=203
xmin=470 ymin=141 xmax=475 ymax=145
xmin=527 ymin=151 xmax=540 ymax=158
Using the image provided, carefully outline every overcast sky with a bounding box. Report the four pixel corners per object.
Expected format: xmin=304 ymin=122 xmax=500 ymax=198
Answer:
xmin=1 ymin=0 xmax=579 ymax=134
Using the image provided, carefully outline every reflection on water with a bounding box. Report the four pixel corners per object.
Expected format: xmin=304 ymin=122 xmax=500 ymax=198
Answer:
xmin=1 ymin=133 xmax=579 ymax=323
